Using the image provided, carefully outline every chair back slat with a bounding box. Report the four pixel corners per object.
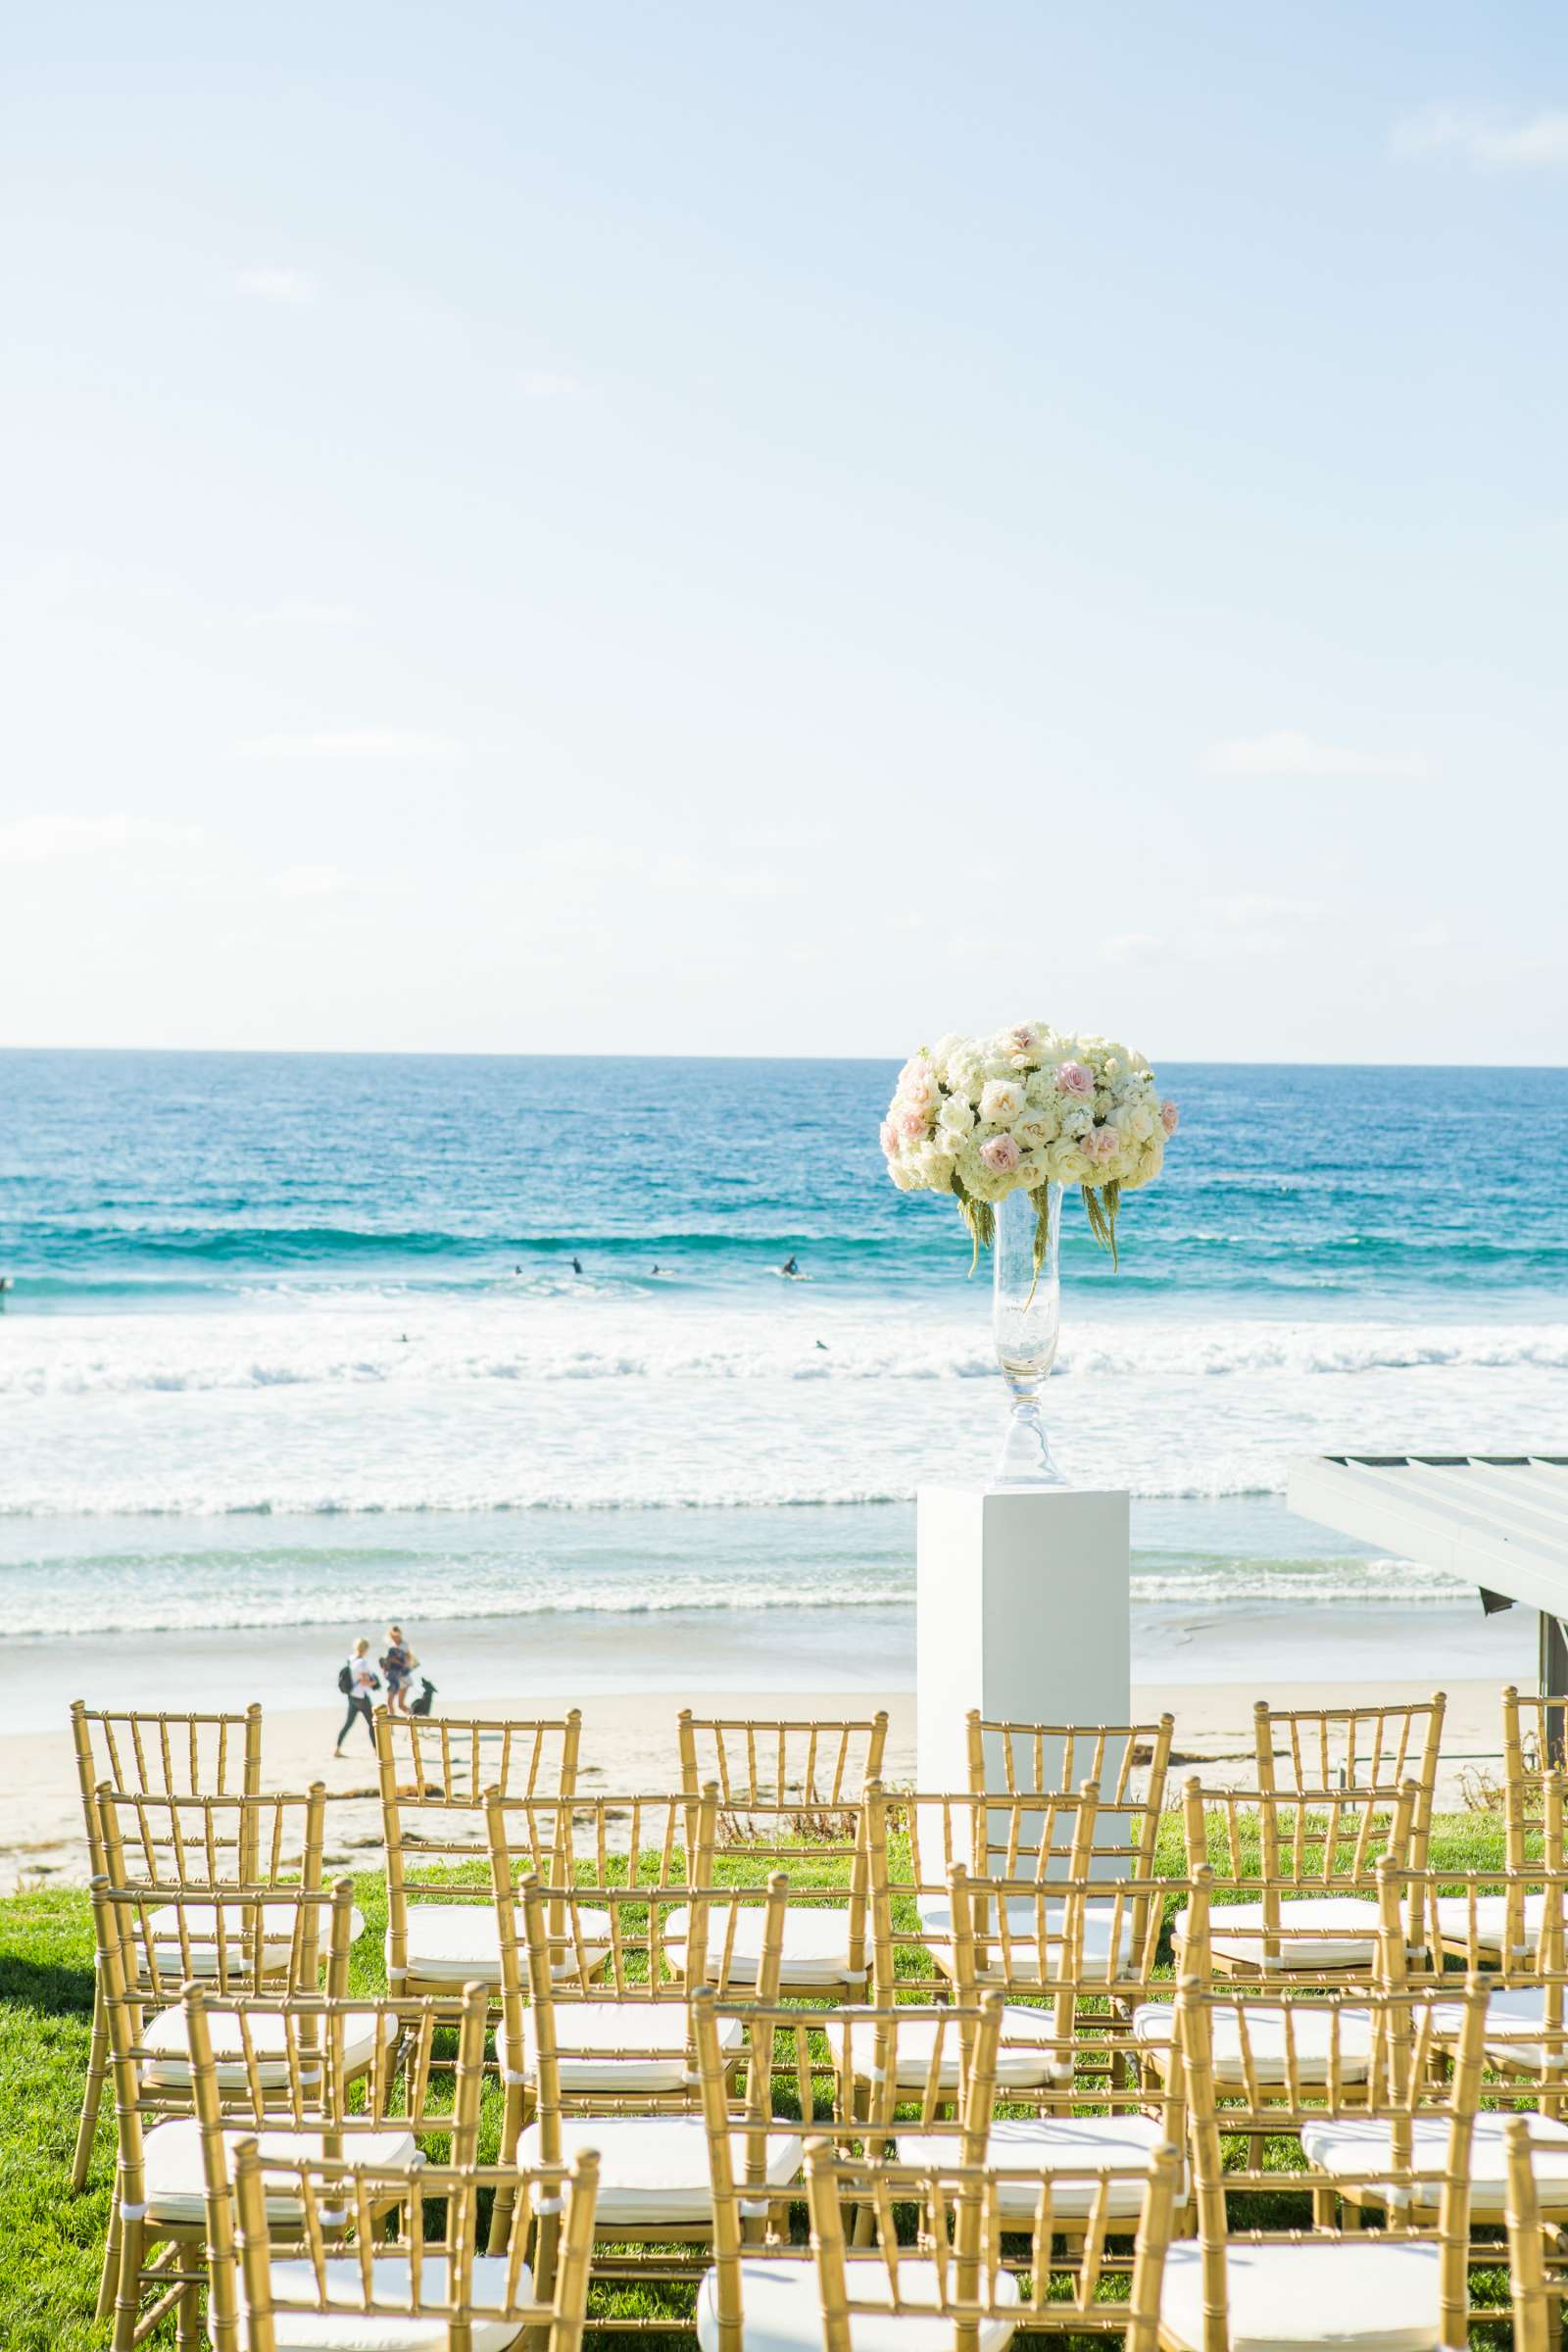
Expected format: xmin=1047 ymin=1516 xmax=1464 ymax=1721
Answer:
xmin=72 ymin=1701 xmax=262 ymax=1873
xmin=804 ymin=2142 xmax=1179 ymax=2351
xmin=230 ymin=2147 xmax=599 ymax=2352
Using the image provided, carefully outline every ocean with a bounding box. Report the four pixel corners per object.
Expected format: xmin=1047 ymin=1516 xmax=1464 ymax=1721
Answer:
xmin=2 ymin=1051 xmax=1563 ymax=1719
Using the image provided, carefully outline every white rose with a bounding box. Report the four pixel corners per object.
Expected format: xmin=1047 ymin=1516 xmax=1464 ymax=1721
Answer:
xmin=1013 ymin=1097 xmax=1059 ymax=1148
xmin=938 ymin=1095 xmax=976 ymax=1140
xmin=978 ymin=1077 xmax=1024 ymax=1125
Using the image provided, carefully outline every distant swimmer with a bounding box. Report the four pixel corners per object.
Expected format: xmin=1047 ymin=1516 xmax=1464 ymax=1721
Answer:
xmin=0 ymin=1276 xmax=10 ymax=1310
xmin=651 ymin=1263 xmax=662 ymax=1276
xmin=571 ymin=1255 xmax=583 ymax=1275
xmin=815 ymin=1338 xmax=827 ymax=1349
xmin=781 ymin=1256 xmax=801 ymax=1278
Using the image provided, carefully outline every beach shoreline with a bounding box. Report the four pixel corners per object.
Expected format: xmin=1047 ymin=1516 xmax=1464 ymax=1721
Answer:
xmin=6 ymin=1647 xmax=1521 ymax=1894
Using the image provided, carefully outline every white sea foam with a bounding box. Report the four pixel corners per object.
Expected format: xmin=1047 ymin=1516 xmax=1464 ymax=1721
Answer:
xmin=2 ymin=1289 xmax=1563 ymax=1520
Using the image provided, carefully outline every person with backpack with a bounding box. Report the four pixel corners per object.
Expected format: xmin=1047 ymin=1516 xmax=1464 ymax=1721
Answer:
xmin=334 ymin=1637 xmax=379 ymax=1756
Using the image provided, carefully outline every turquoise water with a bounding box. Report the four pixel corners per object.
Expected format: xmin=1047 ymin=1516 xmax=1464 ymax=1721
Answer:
xmin=7 ymin=1053 xmax=1567 ymax=1308
xmin=2 ymin=1052 xmax=1565 ymax=1656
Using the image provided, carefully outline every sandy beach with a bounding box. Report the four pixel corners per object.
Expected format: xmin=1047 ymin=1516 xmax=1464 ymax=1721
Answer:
xmin=4 ymin=1668 xmax=1516 ymax=1895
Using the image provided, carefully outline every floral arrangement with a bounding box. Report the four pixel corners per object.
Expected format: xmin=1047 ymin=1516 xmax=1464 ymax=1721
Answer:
xmin=880 ymin=1021 xmax=1178 ymax=1266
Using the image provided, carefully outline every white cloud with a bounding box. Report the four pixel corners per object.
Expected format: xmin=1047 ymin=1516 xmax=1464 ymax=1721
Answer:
xmin=1392 ymin=108 xmax=1568 ymax=169
xmin=237 ymin=265 xmax=319 ymax=304
xmin=238 ymin=729 xmax=466 ymax=761
xmin=516 ymin=368 xmax=582 ymax=398
xmin=275 ymin=864 xmax=351 ymax=899
xmin=1204 ymin=730 xmax=1427 ymax=780
xmin=0 ymin=814 xmax=202 ymax=866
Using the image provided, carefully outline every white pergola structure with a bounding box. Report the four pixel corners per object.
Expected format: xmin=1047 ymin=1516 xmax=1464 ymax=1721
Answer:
xmin=1288 ymin=1453 xmax=1568 ymax=1700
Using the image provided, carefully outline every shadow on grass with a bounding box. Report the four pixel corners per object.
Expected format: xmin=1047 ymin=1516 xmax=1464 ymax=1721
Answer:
xmin=0 ymin=1951 xmax=96 ymax=2020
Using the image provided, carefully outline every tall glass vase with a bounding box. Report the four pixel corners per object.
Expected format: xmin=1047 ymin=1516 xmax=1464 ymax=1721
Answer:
xmin=991 ymin=1181 xmax=1065 ymax=1487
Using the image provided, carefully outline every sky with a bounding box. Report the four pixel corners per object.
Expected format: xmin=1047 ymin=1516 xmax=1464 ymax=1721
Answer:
xmin=2 ymin=2 xmax=1565 ymax=1062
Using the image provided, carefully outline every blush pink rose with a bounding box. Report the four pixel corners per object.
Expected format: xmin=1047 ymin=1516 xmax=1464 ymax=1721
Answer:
xmin=1005 ymin=1022 xmax=1041 ymax=1055
xmin=1055 ymin=1060 xmax=1094 ymax=1100
xmin=1160 ymin=1100 xmax=1180 ymax=1136
xmin=979 ymin=1133 xmax=1022 ymax=1174
xmin=879 ymin=1119 xmax=897 ymax=1155
xmin=897 ymin=1106 xmax=928 ymax=1140
xmin=1086 ymin=1124 xmax=1118 ymax=1162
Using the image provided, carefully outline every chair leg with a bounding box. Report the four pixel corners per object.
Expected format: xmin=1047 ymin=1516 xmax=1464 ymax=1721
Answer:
xmin=112 ymin=2211 xmax=146 ymax=2352
xmin=174 ymin=2239 xmax=202 ymax=2351
xmin=95 ymin=2199 xmax=121 ymax=2322
xmin=72 ymin=1973 xmax=110 ymax=2190
xmin=532 ymin=2210 xmax=563 ymax=2311
xmin=487 ymin=2082 xmax=526 ymax=2253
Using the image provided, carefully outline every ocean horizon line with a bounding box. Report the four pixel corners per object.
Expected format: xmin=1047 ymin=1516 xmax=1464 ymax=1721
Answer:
xmin=3 ymin=1044 xmax=1567 ymax=1074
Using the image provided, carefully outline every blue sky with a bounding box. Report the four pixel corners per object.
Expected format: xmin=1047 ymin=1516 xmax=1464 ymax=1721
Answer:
xmin=2 ymin=3 xmax=1565 ymax=1058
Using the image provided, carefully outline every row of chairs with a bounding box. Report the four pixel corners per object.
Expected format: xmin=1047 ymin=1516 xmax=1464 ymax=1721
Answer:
xmin=66 ymin=1688 xmax=1568 ymax=2351
xmin=88 ymin=1867 xmax=1560 ymax=2349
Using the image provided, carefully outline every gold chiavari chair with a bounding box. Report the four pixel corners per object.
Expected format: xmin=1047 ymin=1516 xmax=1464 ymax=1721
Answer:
xmin=377 ymin=1709 xmax=584 ymax=2005
xmin=1255 ymin=1690 xmax=1446 ymax=1808
xmin=484 ymin=1787 xmax=714 ymax=2149
xmin=189 ymin=1983 xmax=489 ymax=2352
xmin=94 ymin=1783 xmax=353 ymax=1967
xmin=1159 ymin=1974 xmax=1491 ymax=2352
xmin=228 ymin=2145 xmax=600 ymax=2352
xmin=799 ymin=2140 xmax=1181 ymax=2352
xmin=1131 ymin=1864 xmax=1409 ymax=2127
xmin=1379 ymin=1856 xmax=1568 ymax=2233
xmin=965 ymin=1708 xmax=1175 ymax=1814
xmin=69 ymin=1699 xmax=264 ymax=2191
xmin=1177 ymin=1772 xmax=1420 ymax=1979
xmin=676 ymin=1713 xmax=883 ymax=2000
xmin=78 ymin=1781 xmax=341 ymax=2222
xmin=1508 ymin=2116 xmax=1557 ymax=2352
xmin=1432 ymin=1759 xmax=1566 ymax=1966
xmin=691 ymin=1986 xmax=1005 ymax=2338
xmin=89 ymin=1877 xmax=358 ymax=2351
xmin=866 ymin=1782 xmax=1156 ymax=1992
xmin=505 ymin=1865 xmax=794 ymax=2306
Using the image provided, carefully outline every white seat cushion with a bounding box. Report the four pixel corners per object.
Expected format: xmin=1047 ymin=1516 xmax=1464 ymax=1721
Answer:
xmin=1300 ymin=2112 xmax=1568 ymax=2219
xmin=1431 ymin=1889 xmax=1544 ymax=1957
xmin=915 ymin=1891 xmax=1136 ymax=1983
xmin=390 ymin=1901 xmax=611 ymax=1987
xmin=142 ymin=1902 xmax=368 ymax=1974
xmin=144 ymin=2118 xmax=416 ymax=2225
xmin=517 ymin=2114 xmax=802 ymax=2227
xmin=1430 ymin=1984 xmax=1567 ymax=2071
xmin=668 ymin=1904 xmax=864 ymax=1989
xmin=229 ymin=2253 xmax=530 ymax=2351
xmin=1173 ymin=1895 xmax=1381 ymax=1971
xmin=1132 ymin=2000 xmax=1374 ymax=2084
xmin=1160 ymin=2238 xmax=1443 ymax=2352
xmin=496 ymin=2001 xmax=744 ymax=2092
xmin=142 ymin=2004 xmax=396 ymax=2089
xmin=696 ymin=2257 xmax=1018 ymax=2352
xmin=846 ymin=2007 xmax=1071 ymax=2089
xmin=898 ymin=2113 xmax=1179 ymax=2219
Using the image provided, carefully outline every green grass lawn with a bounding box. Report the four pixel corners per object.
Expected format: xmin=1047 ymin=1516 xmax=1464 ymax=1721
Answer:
xmin=0 ymin=1819 xmax=1521 ymax=2350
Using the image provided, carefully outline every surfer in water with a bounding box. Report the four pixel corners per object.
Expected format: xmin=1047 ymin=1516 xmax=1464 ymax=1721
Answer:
xmin=781 ymin=1255 xmax=801 ymax=1278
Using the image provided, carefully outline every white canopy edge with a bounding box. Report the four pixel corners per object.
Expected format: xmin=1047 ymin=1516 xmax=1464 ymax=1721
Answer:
xmin=1287 ymin=1454 xmax=1568 ymax=1620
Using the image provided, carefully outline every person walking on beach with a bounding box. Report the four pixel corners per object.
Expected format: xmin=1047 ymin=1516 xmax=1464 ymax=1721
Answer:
xmin=381 ymin=1623 xmax=418 ymax=1715
xmin=334 ymin=1638 xmax=379 ymax=1757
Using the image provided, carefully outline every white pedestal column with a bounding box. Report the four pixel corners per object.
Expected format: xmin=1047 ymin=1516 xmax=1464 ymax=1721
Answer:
xmin=915 ymin=1484 xmax=1131 ymax=1793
